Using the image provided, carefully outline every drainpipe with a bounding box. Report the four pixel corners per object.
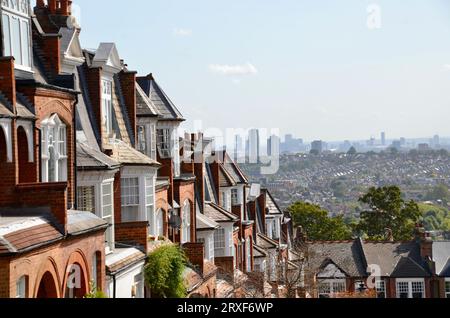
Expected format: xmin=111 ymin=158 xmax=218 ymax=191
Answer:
xmin=73 ymin=94 xmax=78 ymax=210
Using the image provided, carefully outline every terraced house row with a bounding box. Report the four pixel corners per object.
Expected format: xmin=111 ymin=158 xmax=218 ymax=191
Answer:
xmin=0 ymin=0 xmax=294 ymax=298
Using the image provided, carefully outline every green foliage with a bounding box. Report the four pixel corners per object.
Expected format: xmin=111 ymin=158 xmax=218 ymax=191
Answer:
xmin=331 ymin=179 xmax=347 ymax=198
xmin=419 ymin=203 xmax=450 ymax=231
xmin=144 ymin=245 xmax=187 ymax=298
xmin=425 ymin=184 xmax=450 ymax=204
xmin=84 ymin=281 xmax=108 ymax=298
xmin=288 ymin=202 xmax=352 ymax=241
xmin=356 ymin=186 xmax=421 ymax=241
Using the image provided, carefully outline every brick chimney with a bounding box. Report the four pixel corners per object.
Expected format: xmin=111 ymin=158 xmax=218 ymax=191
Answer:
xmin=40 ymin=34 xmax=61 ymax=77
xmin=257 ymin=190 xmax=267 ymax=233
xmin=44 ymin=0 xmax=72 ymax=15
xmin=0 ymin=57 xmax=16 ymax=108
xmin=183 ymin=243 xmax=205 ymax=275
xmin=118 ymin=70 xmax=137 ymax=145
xmin=415 ymin=223 xmax=433 ymax=260
xmin=209 ymin=159 xmax=221 ymax=205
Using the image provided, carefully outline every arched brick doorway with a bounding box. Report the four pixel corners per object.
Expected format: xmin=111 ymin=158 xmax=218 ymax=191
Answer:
xmin=37 ymin=272 xmax=58 ymax=298
xmin=64 ymin=263 xmax=89 ymax=298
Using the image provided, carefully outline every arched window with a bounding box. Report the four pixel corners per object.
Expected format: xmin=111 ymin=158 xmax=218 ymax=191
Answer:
xmin=41 ymin=114 xmax=67 ymax=182
xmin=156 ymin=209 xmax=164 ymax=237
xmin=181 ymin=201 xmax=191 ymax=244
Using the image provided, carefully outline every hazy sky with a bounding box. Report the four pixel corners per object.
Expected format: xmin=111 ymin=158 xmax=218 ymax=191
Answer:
xmin=56 ymin=0 xmax=450 ymax=141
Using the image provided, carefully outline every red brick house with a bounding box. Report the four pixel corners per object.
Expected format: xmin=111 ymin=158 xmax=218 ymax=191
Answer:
xmin=0 ymin=0 xmax=107 ymax=298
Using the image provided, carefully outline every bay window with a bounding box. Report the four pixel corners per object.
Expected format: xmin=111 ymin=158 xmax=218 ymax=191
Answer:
xmin=181 ymin=201 xmax=191 ymax=244
xmin=214 ymin=228 xmax=225 ymax=252
xmin=145 ymin=177 xmax=155 ymax=234
xmin=155 ymin=209 xmax=164 ymax=237
xmin=77 ymin=186 xmax=95 ymax=213
xmin=396 ymin=279 xmax=425 ymax=299
xmin=246 ymin=237 xmax=252 ymax=272
xmin=137 ymin=125 xmax=146 ymax=154
xmin=1 ymin=1 xmax=32 ymax=70
xmin=121 ymin=177 xmax=140 ymax=222
xmin=318 ymin=279 xmax=346 ymax=298
xmin=445 ymin=280 xmax=450 ymax=298
xmin=16 ymin=276 xmax=27 ymax=298
xmin=231 ymin=188 xmax=239 ymax=206
xmin=376 ymin=280 xmax=386 ymax=298
xmin=157 ymin=128 xmax=171 ymax=157
xmin=101 ymin=79 xmax=113 ymax=135
xmin=41 ymin=114 xmax=67 ymax=182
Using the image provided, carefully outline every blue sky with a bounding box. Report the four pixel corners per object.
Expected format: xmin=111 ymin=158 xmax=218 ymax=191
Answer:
xmin=58 ymin=0 xmax=450 ymax=141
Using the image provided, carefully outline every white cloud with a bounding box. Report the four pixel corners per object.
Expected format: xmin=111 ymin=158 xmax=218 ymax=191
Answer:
xmin=208 ymin=63 xmax=258 ymax=76
xmin=173 ymin=28 xmax=192 ymax=37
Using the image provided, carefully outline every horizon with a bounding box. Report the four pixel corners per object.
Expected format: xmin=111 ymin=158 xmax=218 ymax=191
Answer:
xmin=31 ymin=0 xmax=450 ymax=141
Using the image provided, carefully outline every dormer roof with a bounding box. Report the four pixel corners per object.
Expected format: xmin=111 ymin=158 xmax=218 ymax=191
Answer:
xmin=136 ymin=74 xmax=184 ymax=121
xmin=59 ymin=27 xmax=84 ymax=65
xmin=91 ymin=43 xmax=122 ymax=73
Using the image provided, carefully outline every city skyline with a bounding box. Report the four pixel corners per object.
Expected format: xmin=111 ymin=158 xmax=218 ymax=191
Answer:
xmin=60 ymin=0 xmax=450 ymax=141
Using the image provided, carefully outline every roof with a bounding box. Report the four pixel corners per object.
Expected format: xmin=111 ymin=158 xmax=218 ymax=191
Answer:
xmin=136 ymin=84 xmax=159 ymax=117
xmin=308 ymin=241 xmax=367 ymax=278
xmin=109 ymin=140 xmax=161 ymax=167
xmin=77 ymin=143 xmax=120 ymax=170
xmin=0 ymin=98 xmax=13 ymax=117
xmin=256 ymin=233 xmax=279 ymax=250
xmin=136 ymin=74 xmax=184 ymax=121
xmin=266 ymin=191 xmax=283 ymax=216
xmin=0 ymin=208 xmax=63 ymax=255
xmin=222 ymin=152 xmax=248 ymax=184
xmin=156 ymin=178 xmax=170 ymax=191
xmin=253 ymin=244 xmax=269 ymax=258
xmin=196 ymin=213 xmax=220 ymax=231
xmin=362 ymin=241 xmax=429 ymax=277
xmin=105 ymin=247 xmax=146 ymax=275
xmin=219 ymin=164 xmax=237 ymax=187
xmin=432 ymin=241 xmax=450 ymax=276
xmin=67 ymin=210 xmax=109 ymax=236
xmin=204 ymin=202 xmax=239 ymax=223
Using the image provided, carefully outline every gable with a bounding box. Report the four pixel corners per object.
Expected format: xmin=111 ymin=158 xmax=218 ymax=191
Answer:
xmin=317 ymin=261 xmax=347 ymax=279
xmin=91 ymin=43 xmax=122 ymax=72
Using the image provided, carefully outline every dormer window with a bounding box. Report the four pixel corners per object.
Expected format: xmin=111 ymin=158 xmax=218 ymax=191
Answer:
xmin=41 ymin=114 xmax=67 ymax=182
xmin=1 ymin=1 xmax=32 ymax=70
xmin=101 ymin=78 xmax=113 ymax=135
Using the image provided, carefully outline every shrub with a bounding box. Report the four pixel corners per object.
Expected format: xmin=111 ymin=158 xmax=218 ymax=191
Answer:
xmin=144 ymin=245 xmax=187 ymax=298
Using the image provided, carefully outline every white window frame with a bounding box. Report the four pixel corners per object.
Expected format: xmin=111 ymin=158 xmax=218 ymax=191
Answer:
xmin=318 ymin=279 xmax=347 ymax=298
xmin=181 ymin=200 xmax=191 ymax=244
xmin=16 ymin=276 xmax=27 ymax=298
xmin=155 ymin=208 xmax=164 ymax=238
xmin=145 ymin=176 xmax=155 ymax=235
xmin=214 ymin=228 xmax=226 ymax=251
xmin=246 ymin=237 xmax=252 ymax=272
xmin=101 ymin=78 xmax=113 ymax=136
xmin=41 ymin=114 xmax=67 ymax=183
xmin=445 ymin=279 xmax=450 ymax=299
xmin=157 ymin=128 xmax=171 ymax=157
xmin=376 ymin=279 xmax=387 ymax=299
xmin=137 ymin=125 xmax=147 ymax=154
xmin=231 ymin=188 xmax=240 ymax=206
xmin=396 ymin=278 xmax=425 ymax=299
xmin=121 ymin=177 xmax=140 ymax=222
xmin=1 ymin=9 xmax=32 ymax=70
xmin=77 ymin=186 xmax=96 ymax=213
xmin=77 ymin=179 xmax=115 ymax=254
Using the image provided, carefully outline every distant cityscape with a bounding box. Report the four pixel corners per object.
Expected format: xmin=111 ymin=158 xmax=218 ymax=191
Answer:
xmin=230 ymin=129 xmax=449 ymax=161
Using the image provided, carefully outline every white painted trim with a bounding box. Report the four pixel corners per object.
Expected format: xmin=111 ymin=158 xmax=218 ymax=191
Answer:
xmin=0 ymin=119 xmax=13 ymax=162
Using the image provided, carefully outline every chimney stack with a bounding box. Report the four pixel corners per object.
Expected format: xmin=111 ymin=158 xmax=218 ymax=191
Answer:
xmin=0 ymin=57 xmax=16 ymax=108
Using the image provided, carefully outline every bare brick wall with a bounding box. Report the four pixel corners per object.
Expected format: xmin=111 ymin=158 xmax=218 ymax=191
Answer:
xmin=0 ymin=57 xmax=16 ymax=106
xmin=0 ymin=231 xmax=105 ymax=298
xmin=115 ymin=222 xmax=149 ymax=252
xmin=183 ymin=243 xmax=205 ymax=275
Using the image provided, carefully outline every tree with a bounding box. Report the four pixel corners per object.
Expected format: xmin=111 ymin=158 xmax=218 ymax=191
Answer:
xmin=425 ymin=184 xmax=450 ymax=204
xmin=347 ymin=147 xmax=357 ymax=155
xmin=144 ymin=245 xmax=187 ymax=298
xmin=356 ymin=186 xmax=421 ymax=241
xmin=310 ymin=149 xmax=320 ymax=156
xmin=288 ymin=202 xmax=352 ymax=241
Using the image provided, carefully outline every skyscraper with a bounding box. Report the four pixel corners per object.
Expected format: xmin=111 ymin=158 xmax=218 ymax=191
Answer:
xmin=248 ymin=129 xmax=260 ymax=163
xmin=381 ymin=132 xmax=386 ymax=146
xmin=267 ymin=135 xmax=280 ymax=156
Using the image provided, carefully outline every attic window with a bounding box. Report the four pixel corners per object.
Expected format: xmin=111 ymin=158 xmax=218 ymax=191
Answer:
xmin=41 ymin=114 xmax=67 ymax=182
xmin=101 ymin=79 xmax=113 ymax=135
xmin=1 ymin=10 xmax=32 ymax=69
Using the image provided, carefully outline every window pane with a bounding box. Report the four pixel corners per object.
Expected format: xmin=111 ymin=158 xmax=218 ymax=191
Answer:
xmin=16 ymin=276 xmax=26 ymax=298
xmin=2 ymin=14 xmax=11 ymax=56
xmin=20 ymin=20 xmax=30 ymax=67
xmin=11 ymin=16 xmax=22 ymax=65
xmin=77 ymin=186 xmax=95 ymax=213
